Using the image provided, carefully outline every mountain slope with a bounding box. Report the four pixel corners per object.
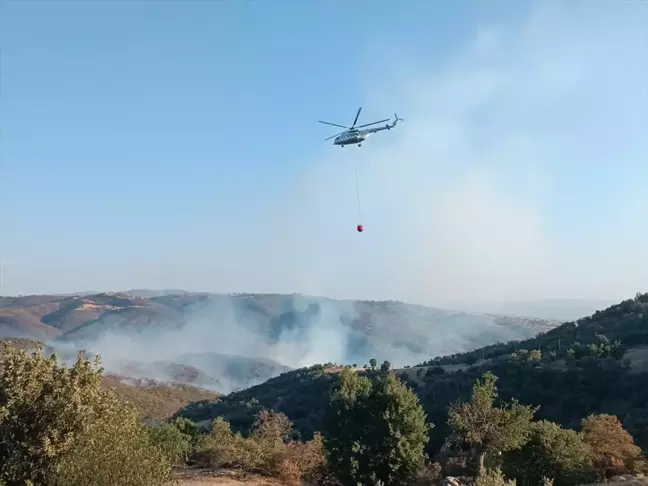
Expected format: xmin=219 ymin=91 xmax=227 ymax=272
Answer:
xmin=176 ymin=293 xmax=648 ymax=456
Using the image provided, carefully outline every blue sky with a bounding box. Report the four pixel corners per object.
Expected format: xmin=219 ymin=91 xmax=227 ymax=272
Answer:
xmin=1 ymin=0 xmax=647 ymax=305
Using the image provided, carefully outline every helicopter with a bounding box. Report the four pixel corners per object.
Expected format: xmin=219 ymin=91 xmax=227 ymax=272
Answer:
xmin=319 ymin=107 xmax=403 ymax=147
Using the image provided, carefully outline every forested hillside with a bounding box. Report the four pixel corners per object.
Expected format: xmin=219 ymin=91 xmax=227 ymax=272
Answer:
xmin=177 ymin=293 xmax=648 ymax=459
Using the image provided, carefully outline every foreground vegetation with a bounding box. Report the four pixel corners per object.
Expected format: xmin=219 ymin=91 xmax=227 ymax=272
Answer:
xmin=1 ymin=337 xmax=647 ymax=485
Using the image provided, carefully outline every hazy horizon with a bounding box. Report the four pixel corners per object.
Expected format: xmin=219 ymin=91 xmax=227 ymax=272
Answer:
xmin=2 ymin=0 xmax=646 ymax=307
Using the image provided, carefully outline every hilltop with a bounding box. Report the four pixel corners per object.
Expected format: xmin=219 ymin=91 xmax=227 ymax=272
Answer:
xmin=176 ymin=293 xmax=648 ymax=458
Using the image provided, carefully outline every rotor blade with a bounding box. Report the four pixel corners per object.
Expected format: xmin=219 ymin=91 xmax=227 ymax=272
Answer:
xmin=325 ymin=131 xmax=345 ymax=141
xmin=351 ymin=107 xmax=362 ymax=128
xmin=319 ymin=120 xmax=349 ymax=129
xmin=355 ymin=118 xmax=390 ymax=129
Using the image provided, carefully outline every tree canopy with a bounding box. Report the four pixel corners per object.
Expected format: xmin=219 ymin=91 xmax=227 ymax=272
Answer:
xmin=0 ymin=342 xmax=170 ymax=486
xmin=447 ymin=371 xmax=538 ymax=476
xmin=324 ymin=368 xmax=430 ymax=486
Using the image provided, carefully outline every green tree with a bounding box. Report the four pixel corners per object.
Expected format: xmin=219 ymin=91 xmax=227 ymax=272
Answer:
xmin=324 ymin=368 xmax=429 ymax=486
xmin=503 ymin=420 xmax=595 ymax=486
xmin=447 ymin=371 xmax=537 ymax=477
xmin=0 ymin=342 xmax=170 ymax=486
xmin=369 ymin=358 xmax=377 ymax=370
xmin=380 ymin=360 xmax=392 ymax=372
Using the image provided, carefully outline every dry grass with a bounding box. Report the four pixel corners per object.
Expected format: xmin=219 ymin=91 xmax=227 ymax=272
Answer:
xmin=102 ymin=375 xmax=219 ymax=420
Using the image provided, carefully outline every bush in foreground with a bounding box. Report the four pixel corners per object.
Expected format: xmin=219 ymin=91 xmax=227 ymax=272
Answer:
xmin=503 ymin=420 xmax=596 ymax=486
xmin=0 ymin=342 xmax=171 ymax=486
xmin=475 ymin=467 xmax=517 ymax=486
xmin=195 ymin=410 xmax=327 ymax=485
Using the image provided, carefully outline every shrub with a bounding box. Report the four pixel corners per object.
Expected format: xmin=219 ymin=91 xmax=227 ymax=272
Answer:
xmin=195 ymin=411 xmax=328 ymax=484
xmin=413 ymin=462 xmax=442 ymax=485
xmin=475 ymin=468 xmax=516 ymax=486
xmin=53 ymin=413 xmax=170 ymax=486
xmin=251 ymin=409 xmax=293 ymax=466
xmin=146 ymin=421 xmax=192 ymax=466
xmin=195 ymin=417 xmax=260 ymax=470
xmin=274 ymin=432 xmax=327 ymax=485
xmin=503 ymin=420 xmax=595 ymax=486
xmin=0 ymin=342 xmax=171 ymax=486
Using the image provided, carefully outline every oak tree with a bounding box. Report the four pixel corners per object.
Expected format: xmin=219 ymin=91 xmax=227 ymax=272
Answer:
xmin=324 ymin=368 xmax=429 ymax=486
xmin=447 ymin=372 xmax=537 ymax=477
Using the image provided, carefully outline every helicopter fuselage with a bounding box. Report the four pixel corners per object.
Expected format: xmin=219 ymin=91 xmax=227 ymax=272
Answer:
xmin=334 ymin=130 xmax=369 ymax=146
xmin=333 ymin=118 xmax=399 ymax=147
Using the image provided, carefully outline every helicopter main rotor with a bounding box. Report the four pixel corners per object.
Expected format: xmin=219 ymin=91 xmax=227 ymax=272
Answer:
xmin=319 ymin=107 xmax=390 ymax=140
